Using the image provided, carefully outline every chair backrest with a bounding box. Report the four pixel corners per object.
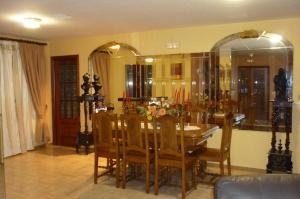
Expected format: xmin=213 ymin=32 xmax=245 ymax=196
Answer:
xmin=189 ymin=106 xmax=209 ymax=124
xmin=92 ymin=112 xmax=118 ymax=151
xmin=155 ymin=115 xmax=184 ymax=158
xmin=120 ymin=113 xmax=149 ymax=153
xmin=220 ymin=112 xmax=233 ymax=155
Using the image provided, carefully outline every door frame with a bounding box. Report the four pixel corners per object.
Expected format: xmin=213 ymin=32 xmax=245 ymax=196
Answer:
xmin=51 ymin=55 xmax=80 ymax=145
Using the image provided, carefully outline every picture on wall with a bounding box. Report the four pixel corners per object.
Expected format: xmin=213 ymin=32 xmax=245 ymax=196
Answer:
xmin=171 ymin=63 xmax=183 ymax=80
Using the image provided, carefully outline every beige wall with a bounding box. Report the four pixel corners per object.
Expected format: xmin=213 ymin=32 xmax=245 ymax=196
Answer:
xmin=49 ymin=17 xmax=300 ymax=172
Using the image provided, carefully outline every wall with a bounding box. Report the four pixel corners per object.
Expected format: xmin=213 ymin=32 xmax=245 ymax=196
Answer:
xmin=49 ymin=17 xmax=300 ymax=172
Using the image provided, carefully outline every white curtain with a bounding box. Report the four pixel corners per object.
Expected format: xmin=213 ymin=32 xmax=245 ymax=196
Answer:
xmin=0 ymin=41 xmax=36 ymax=157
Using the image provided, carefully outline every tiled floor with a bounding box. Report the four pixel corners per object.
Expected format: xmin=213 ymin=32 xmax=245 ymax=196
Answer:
xmin=0 ymin=164 xmax=5 ymax=199
xmin=4 ymin=145 xmax=263 ymax=199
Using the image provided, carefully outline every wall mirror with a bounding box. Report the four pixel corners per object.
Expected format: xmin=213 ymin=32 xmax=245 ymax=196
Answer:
xmin=210 ymin=30 xmax=293 ymax=131
xmin=89 ymin=43 xmax=211 ymax=113
xmin=136 ymin=53 xmax=212 ymax=107
xmin=88 ymin=41 xmax=140 ymax=112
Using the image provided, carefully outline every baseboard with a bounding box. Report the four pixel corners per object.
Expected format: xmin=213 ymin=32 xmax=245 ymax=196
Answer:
xmin=207 ymin=162 xmax=266 ymax=174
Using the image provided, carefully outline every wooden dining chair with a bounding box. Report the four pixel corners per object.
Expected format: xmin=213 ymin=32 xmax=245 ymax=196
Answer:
xmin=154 ymin=115 xmax=197 ymax=199
xmin=120 ymin=113 xmax=154 ymax=193
xmin=188 ymin=106 xmax=209 ymax=124
xmin=197 ymin=112 xmax=233 ymax=176
xmin=92 ymin=112 xmax=121 ymax=187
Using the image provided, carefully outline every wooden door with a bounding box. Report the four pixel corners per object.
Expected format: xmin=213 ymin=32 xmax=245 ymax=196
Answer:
xmin=238 ymin=66 xmax=269 ymax=124
xmin=52 ymin=55 xmax=80 ymax=146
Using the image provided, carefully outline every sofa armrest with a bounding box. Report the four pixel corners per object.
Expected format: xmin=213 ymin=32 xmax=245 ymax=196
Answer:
xmin=215 ymin=174 xmax=300 ymax=199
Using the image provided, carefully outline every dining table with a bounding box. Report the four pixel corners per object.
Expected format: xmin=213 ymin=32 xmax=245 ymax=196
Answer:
xmin=117 ymin=121 xmax=219 ymax=151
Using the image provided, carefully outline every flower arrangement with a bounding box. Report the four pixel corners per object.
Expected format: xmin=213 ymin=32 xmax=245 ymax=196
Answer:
xmin=136 ymin=105 xmax=177 ymax=122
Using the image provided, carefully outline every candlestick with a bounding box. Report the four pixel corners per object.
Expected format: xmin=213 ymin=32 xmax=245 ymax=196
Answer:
xmin=123 ymin=91 xmax=125 ymax=103
xmin=182 ymin=88 xmax=185 ymax=105
xmin=176 ymin=88 xmax=181 ymax=105
xmin=127 ymin=90 xmax=130 ymax=102
xmin=187 ymin=92 xmax=190 ymax=112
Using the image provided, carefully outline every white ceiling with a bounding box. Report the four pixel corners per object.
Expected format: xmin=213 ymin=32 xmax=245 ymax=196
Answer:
xmin=1 ymin=0 xmax=300 ymax=41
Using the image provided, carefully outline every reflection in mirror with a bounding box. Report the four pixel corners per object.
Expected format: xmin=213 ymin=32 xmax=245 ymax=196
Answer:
xmin=137 ymin=54 xmax=193 ymax=103
xmin=89 ymin=41 xmax=140 ymax=112
xmin=211 ymin=30 xmax=293 ymax=130
xmin=125 ymin=64 xmax=152 ymax=98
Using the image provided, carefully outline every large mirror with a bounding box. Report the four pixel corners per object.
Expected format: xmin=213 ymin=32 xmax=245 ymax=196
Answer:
xmin=89 ymin=43 xmax=211 ymax=113
xmin=210 ymin=30 xmax=293 ymax=130
xmin=88 ymin=31 xmax=293 ymax=132
xmin=88 ymin=42 xmax=140 ymax=113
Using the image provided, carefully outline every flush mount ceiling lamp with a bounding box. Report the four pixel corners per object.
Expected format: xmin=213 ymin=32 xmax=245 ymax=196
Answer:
xmin=23 ymin=17 xmax=42 ymax=29
xmin=257 ymin=32 xmax=283 ymax=44
xmin=145 ymin=57 xmax=154 ymax=63
xmin=270 ymin=34 xmax=282 ymax=43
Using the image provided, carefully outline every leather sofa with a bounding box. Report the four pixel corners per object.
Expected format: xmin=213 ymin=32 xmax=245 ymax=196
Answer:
xmin=215 ymin=174 xmax=300 ymax=199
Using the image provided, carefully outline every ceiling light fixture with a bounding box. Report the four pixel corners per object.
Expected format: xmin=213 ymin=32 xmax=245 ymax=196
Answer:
xmin=23 ymin=17 xmax=42 ymax=29
xmin=109 ymin=44 xmax=120 ymax=50
xmin=145 ymin=57 xmax=154 ymax=63
xmin=107 ymin=43 xmax=120 ymax=56
xmin=270 ymin=34 xmax=282 ymax=43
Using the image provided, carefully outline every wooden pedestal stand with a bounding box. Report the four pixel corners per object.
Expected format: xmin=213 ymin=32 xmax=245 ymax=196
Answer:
xmin=76 ymin=74 xmax=103 ymax=154
xmin=266 ymin=68 xmax=293 ymax=173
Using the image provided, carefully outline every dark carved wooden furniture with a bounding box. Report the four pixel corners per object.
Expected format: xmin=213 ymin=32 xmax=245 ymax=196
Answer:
xmin=76 ymin=73 xmax=104 ymax=154
xmin=266 ymin=68 xmax=293 ymax=173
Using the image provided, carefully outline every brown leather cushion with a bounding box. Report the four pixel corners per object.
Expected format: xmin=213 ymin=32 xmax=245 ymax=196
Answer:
xmin=215 ymin=174 xmax=300 ymax=199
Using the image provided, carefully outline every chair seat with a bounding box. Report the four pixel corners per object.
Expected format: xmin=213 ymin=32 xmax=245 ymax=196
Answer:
xmin=158 ymin=154 xmax=197 ymax=168
xmin=197 ymin=148 xmax=228 ymax=162
xmin=126 ymin=150 xmax=155 ymax=163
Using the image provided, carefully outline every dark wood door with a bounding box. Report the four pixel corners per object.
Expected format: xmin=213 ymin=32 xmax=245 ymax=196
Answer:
xmin=52 ymin=55 xmax=80 ymax=146
xmin=238 ymin=66 xmax=269 ymax=124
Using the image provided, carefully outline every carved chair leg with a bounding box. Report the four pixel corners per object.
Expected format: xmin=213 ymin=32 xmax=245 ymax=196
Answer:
xmin=122 ymin=160 xmax=127 ymax=189
xmin=154 ymin=165 xmax=159 ymax=195
xmin=116 ymin=157 xmax=120 ymax=188
xmin=181 ymin=168 xmax=186 ymax=199
xmin=220 ymin=161 xmax=224 ymax=176
xmin=192 ymin=163 xmax=197 ymax=189
xmin=94 ymin=155 xmax=98 ymax=184
xmin=146 ymin=162 xmax=150 ymax=193
xmin=109 ymin=158 xmax=114 ymax=174
xmin=227 ymin=157 xmax=231 ymax=176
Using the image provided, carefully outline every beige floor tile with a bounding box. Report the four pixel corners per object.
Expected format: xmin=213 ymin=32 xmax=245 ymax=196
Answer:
xmin=3 ymin=145 xmax=262 ymax=199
